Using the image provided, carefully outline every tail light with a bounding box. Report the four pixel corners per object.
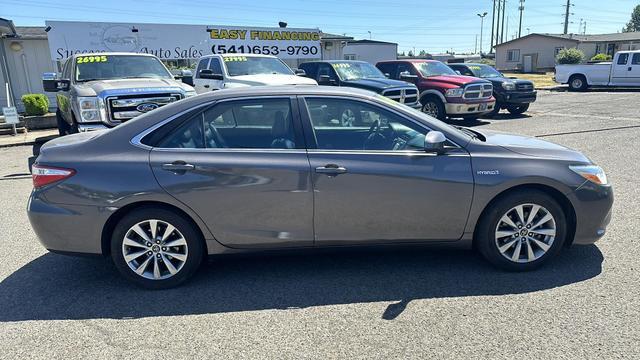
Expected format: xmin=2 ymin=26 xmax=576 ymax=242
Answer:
xmin=32 ymin=164 xmax=76 ymax=188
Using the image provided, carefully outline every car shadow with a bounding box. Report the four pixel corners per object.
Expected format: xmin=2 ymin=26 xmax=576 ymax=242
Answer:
xmin=0 ymin=245 xmax=603 ymax=322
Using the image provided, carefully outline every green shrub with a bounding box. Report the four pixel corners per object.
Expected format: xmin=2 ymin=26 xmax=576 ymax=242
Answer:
xmin=21 ymin=94 xmax=49 ymax=116
xmin=556 ymin=48 xmax=585 ymax=64
xmin=591 ymin=53 xmax=612 ymax=62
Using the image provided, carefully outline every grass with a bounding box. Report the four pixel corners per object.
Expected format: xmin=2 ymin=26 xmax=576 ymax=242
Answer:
xmin=502 ymin=72 xmax=557 ymax=88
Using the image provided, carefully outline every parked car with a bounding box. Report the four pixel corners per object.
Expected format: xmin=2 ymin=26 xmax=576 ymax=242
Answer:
xmin=298 ymin=60 xmax=420 ymax=109
xmin=555 ymin=50 xmax=640 ymax=91
xmin=376 ymin=60 xmax=495 ymax=120
xmin=448 ymin=63 xmax=536 ymax=116
xmin=192 ymin=53 xmax=316 ymax=93
xmin=28 ymin=86 xmax=613 ymax=289
xmin=42 ymin=53 xmax=196 ymax=135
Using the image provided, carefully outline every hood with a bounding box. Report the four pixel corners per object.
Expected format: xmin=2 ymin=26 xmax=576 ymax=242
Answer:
xmin=341 ymin=78 xmax=414 ymax=91
xmin=477 ymin=129 xmax=590 ymax=162
xmin=227 ymin=74 xmax=318 ymax=86
xmin=424 ymin=75 xmax=489 ymax=86
xmin=75 ymin=78 xmax=193 ymax=97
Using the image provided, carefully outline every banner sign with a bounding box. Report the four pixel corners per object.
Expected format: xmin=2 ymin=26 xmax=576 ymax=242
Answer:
xmin=45 ymin=21 xmax=322 ymax=61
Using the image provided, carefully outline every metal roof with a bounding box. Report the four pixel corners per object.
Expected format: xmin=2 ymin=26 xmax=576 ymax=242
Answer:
xmin=495 ymin=32 xmax=640 ymax=47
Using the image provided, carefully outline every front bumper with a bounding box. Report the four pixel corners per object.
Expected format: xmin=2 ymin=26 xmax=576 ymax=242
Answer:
xmin=567 ymin=181 xmax=614 ymax=245
xmin=445 ymin=100 xmax=496 ymax=116
xmin=78 ymin=123 xmax=109 ymax=132
xmin=497 ymin=91 xmax=537 ymax=105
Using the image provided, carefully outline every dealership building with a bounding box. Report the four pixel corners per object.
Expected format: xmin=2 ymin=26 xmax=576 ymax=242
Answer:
xmin=0 ymin=18 xmax=394 ymax=111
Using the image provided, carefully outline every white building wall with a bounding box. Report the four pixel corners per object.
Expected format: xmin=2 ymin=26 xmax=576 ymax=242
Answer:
xmin=495 ymin=35 xmax=579 ymax=71
xmin=342 ymin=43 xmax=397 ymax=64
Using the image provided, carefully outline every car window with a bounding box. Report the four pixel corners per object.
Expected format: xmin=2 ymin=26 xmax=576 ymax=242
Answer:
xmin=396 ymin=63 xmax=416 ymax=79
xmin=632 ymin=53 xmax=640 ymax=65
xmin=455 ymin=66 xmax=475 ymax=76
xmin=195 ymin=58 xmax=210 ymax=78
xmin=157 ymin=98 xmax=297 ymax=150
xmin=299 ymin=63 xmax=317 ymax=78
xmin=317 ymin=64 xmax=338 ymax=82
xmin=305 ymin=97 xmax=429 ymax=151
xmin=617 ymin=53 xmax=629 ymax=65
xmin=208 ymin=58 xmax=223 ymax=74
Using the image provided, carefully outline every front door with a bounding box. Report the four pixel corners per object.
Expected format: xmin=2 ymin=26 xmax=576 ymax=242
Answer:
xmin=300 ymin=96 xmax=474 ymax=244
xmin=628 ymin=53 xmax=640 ymax=86
xmin=150 ymin=97 xmax=314 ymax=249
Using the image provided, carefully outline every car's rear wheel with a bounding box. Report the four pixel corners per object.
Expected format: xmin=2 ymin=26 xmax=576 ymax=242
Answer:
xmin=56 ymin=110 xmax=70 ymax=136
xmin=484 ymin=101 xmax=501 ymax=118
xmin=476 ymin=190 xmax=567 ymax=271
xmin=421 ymin=96 xmax=446 ymax=120
xmin=568 ymin=75 xmax=588 ymax=91
xmin=111 ymin=208 xmax=204 ymax=289
xmin=507 ymin=103 xmax=530 ymax=115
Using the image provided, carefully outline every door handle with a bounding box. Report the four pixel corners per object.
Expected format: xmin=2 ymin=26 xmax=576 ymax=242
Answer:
xmin=629 ymin=67 xmax=633 ymax=71
xmin=162 ymin=162 xmax=195 ymax=172
xmin=204 ymin=85 xmax=210 ymax=88
xmin=315 ymin=164 xmax=347 ymax=175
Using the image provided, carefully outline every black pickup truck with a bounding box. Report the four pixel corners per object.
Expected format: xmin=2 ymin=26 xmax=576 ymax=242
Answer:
xmin=299 ymin=60 xmax=420 ymax=108
xmin=448 ymin=63 xmax=536 ymax=116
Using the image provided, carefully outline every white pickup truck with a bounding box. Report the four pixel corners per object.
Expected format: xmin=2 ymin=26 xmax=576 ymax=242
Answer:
xmin=192 ymin=53 xmax=317 ymax=93
xmin=555 ymin=50 xmax=640 ymax=91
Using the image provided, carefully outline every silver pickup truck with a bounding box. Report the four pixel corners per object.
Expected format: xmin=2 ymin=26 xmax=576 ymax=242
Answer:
xmin=43 ymin=52 xmax=196 ymax=135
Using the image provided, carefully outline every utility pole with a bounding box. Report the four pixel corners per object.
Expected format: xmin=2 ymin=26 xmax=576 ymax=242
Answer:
xmin=477 ymin=12 xmax=488 ymax=55
xmin=500 ymin=0 xmax=507 ymax=44
xmin=496 ymin=0 xmax=502 ymax=46
xmin=563 ymin=0 xmax=572 ymax=34
xmin=518 ymin=0 xmax=525 ymax=38
xmin=475 ymin=35 xmax=478 ymax=54
xmin=583 ymin=21 xmax=587 ymax=35
xmin=490 ymin=0 xmax=497 ymax=52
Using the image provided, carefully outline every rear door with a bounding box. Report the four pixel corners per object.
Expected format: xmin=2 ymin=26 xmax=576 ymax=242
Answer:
xmin=149 ymin=96 xmax=314 ymax=249
xmin=611 ymin=52 xmax=630 ymax=85
xmin=300 ymin=96 xmax=474 ymax=245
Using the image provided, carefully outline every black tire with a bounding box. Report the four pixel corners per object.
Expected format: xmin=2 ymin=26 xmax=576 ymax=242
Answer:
xmin=484 ymin=100 xmax=501 ymax=118
xmin=476 ymin=190 xmax=567 ymax=271
xmin=568 ymin=75 xmax=588 ymax=91
xmin=420 ymin=96 xmax=446 ymax=120
xmin=68 ymin=114 xmax=79 ymax=134
xmin=56 ymin=110 xmax=70 ymax=136
xmin=110 ymin=207 xmax=204 ymax=289
xmin=507 ymin=103 xmax=530 ymax=115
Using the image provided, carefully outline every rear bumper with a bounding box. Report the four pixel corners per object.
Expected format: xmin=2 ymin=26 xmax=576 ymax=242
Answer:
xmin=27 ymin=193 xmax=110 ymax=254
xmin=445 ymin=100 xmax=496 ymax=116
xmin=567 ymin=182 xmax=614 ymax=245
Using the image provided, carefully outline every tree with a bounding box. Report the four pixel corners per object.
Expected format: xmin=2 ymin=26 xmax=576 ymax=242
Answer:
xmin=418 ymin=50 xmax=427 ymax=56
xmin=556 ymin=48 xmax=585 ymax=64
xmin=407 ymin=50 xmax=414 ymax=57
xmin=623 ymin=5 xmax=640 ymax=32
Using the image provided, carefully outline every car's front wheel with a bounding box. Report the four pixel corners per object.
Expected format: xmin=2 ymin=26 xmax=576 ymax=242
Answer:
xmin=507 ymin=103 xmax=530 ymax=115
xmin=111 ymin=207 xmax=204 ymax=289
xmin=476 ymin=190 xmax=567 ymax=271
xmin=421 ymin=96 xmax=446 ymax=120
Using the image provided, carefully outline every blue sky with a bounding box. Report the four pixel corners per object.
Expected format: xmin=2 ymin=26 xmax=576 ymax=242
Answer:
xmin=1 ymin=0 xmax=636 ymax=53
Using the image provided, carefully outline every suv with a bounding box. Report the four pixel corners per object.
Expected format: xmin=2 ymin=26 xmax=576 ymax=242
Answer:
xmin=299 ymin=60 xmax=420 ymax=108
xmin=43 ymin=53 xmax=196 ymax=135
xmin=376 ymin=60 xmax=495 ymax=120
xmin=449 ymin=63 xmax=536 ymax=116
xmin=193 ymin=54 xmax=317 ymax=93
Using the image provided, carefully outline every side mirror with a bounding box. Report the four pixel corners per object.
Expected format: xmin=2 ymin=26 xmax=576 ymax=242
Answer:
xmin=424 ymin=131 xmax=447 ymax=154
xmin=294 ymin=68 xmax=306 ymax=76
xmin=199 ymin=69 xmax=224 ymax=80
xmin=454 ymin=70 xmax=462 ymax=75
xmin=42 ymin=73 xmax=70 ymax=92
xmin=399 ymin=71 xmax=418 ymax=81
xmin=318 ymin=74 xmax=335 ymax=85
xmin=383 ymin=73 xmax=390 ymax=78
xmin=173 ymin=69 xmax=194 ymax=86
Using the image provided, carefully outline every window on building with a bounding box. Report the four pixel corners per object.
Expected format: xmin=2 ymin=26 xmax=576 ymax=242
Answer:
xmin=507 ymin=49 xmax=520 ymax=62
xmin=344 ymin=54 xmax=357 ymax=60
xmin=554 ymin=47 xmax=564 ymax=56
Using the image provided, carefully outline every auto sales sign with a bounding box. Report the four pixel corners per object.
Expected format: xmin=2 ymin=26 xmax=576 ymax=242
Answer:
xmin=45 ymin=21 xmax=322 ymax=60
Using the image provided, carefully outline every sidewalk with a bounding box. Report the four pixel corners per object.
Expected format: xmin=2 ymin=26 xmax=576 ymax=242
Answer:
xmin=0 ymin=129 xmax=59 ymax=148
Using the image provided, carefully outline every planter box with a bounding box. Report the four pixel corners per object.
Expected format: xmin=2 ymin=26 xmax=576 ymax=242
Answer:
xmin=23 ymin=113 xmax=57 ymax=130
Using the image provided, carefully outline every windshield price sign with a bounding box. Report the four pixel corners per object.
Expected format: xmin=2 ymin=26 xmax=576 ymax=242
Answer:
xmin=46 ymin=21 xmax=321 ymax=60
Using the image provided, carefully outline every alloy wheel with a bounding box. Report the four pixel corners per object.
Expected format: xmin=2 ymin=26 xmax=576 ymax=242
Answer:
xmin=494 ymin=203 xmax=556 ymax=263
xmin=571 ymin=78 xmax=583 ymax=90
xmin=121 ymin=219 xmax=189 ymax=280
xmin=422 ymin=102 xmax=439 ymax=118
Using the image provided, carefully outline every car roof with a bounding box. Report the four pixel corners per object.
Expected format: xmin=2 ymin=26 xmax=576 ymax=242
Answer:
xmin=200 ymin=53 xmax=278 ymax=59
xmin=71 ymin=52 xmax=158 ymax=58
xmin=301 ymin=60 xmax=368 ymax=64
xmin=194 ymin=85 xmax=376 ymax=100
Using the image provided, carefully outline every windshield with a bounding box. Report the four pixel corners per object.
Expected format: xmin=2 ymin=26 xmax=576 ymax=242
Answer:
xmin=467 ymin=64 xmax=503 ymax=78
xmin=75 ymin=55 xmax=172 ymax=82
xmin=224 ymin=56 xmax=294 ymax=76
xmin=332 ymin=62 xmax=386 ymax=80
xmin=415 ymin=62 xmax=457 ymax=77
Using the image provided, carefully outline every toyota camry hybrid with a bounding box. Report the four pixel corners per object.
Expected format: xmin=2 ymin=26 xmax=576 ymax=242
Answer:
xmin=27 ymin=86 xmax=613 ymax=288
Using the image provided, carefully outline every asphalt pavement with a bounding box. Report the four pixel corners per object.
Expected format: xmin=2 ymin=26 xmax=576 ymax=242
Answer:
xmin=0 ymin=90 xmax=639 ymax=359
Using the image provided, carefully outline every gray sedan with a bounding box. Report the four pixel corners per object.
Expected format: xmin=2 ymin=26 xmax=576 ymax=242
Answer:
xmin=28 ymin=86 xmax=613 ymax=288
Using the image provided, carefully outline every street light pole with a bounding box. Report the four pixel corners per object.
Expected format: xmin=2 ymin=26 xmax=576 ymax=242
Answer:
xmin=490 ymin=0 xmax=497 ymax=53
xmin=477 ymin=12 xmax=488 ymax=55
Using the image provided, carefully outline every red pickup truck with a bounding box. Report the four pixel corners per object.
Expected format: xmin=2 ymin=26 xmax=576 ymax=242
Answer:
xmin=376 ymin=60 xmax=495 ymax=120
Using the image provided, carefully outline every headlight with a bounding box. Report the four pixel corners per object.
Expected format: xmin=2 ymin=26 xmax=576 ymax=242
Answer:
xmin=445 ymin=88 xmax=464 ymax=97
xmin=77 ymin=97 xmax=103 ymax=123
xmin=570 ymin=165 xmax=608 ymax=185
xmin=502 ymin=81 xmax=516 ymax=91
xmin=184 ymin=90 xmax=197 ymax=98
